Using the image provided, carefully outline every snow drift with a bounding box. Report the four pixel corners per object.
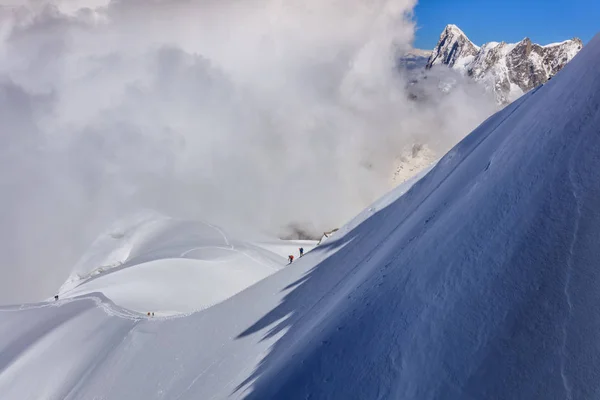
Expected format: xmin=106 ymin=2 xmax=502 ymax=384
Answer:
xmin=1 ymin=31 xmax=599 ymax=400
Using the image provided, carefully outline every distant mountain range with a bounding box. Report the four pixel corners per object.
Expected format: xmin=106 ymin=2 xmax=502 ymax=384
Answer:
xmin=404 ymin=24 xmax=583 ymax=104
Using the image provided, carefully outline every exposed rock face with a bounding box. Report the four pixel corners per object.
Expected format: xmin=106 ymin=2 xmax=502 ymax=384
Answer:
xmin=426 ymin=25 xmax=480 ymax=69
xmin=427 ymin=24 xmax=583 ymax=103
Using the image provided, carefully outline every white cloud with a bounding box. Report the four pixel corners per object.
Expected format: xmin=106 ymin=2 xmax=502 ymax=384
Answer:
xmin=0 ymin=0 xmax=498 ymax=303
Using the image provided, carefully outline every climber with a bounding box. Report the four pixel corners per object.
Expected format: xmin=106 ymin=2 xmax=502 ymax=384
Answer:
xmin=299 ymin=247 xmax=304 ymax=257
xmin=288 ymin=255 xmax=294 ymax=264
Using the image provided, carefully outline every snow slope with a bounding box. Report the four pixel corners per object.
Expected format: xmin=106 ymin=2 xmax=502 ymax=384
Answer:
xmin=1 ymin=33 xmax=600 ymax=400
xmin=58 ymin=217 xmax=311 ymax=315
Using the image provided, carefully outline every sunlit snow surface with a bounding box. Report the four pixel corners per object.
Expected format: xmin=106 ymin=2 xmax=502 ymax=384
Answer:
xmin=1 ymin=34 xmax=600 ymax=400
xmin=58 ymin=214 xmax=314 ymax=315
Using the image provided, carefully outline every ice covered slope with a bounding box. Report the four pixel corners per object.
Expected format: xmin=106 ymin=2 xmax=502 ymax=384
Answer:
xmin=1 ymin=34 xmax=600 ymax=400
xmin=427 ymin=24 xmax=583 ymax=103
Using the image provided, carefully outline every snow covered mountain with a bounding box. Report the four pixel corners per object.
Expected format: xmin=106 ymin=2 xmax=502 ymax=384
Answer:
xmin=1 ymin=32 xmax=600 ymax=400
xmin=427 ymin=24 xmax=583 ymax=103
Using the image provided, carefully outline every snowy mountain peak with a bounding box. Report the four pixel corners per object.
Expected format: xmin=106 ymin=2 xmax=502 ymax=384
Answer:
xmin=443 ymin=24 xmax=471 ymax=42
xmin=426 ymin=24 xmax=480 ymax=69
xmin=543 ymin=37 xmax=584 ymax=48
xmin=427 ymin=25 xmax=583 ymax=103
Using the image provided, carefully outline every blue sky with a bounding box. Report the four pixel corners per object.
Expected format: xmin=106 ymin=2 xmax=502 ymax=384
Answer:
xmin=413 ymin=0 xmax=599 ymax=49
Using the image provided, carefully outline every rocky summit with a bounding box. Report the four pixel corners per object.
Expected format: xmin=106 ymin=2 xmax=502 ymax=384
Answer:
xmin=426 ymin=24 xmax=583 ymax=103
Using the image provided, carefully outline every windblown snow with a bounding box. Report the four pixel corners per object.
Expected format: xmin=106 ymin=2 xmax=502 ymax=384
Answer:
xmin=1 ymin=30 xmax=599 ymax=400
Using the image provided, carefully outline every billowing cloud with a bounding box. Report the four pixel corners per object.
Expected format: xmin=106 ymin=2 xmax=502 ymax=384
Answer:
xmin=0 ymin=0 xmax=498 ymax=303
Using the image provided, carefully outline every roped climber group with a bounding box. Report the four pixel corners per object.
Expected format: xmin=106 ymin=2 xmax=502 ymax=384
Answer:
xmin=288 ymin=247 xmax=304 ymax=264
